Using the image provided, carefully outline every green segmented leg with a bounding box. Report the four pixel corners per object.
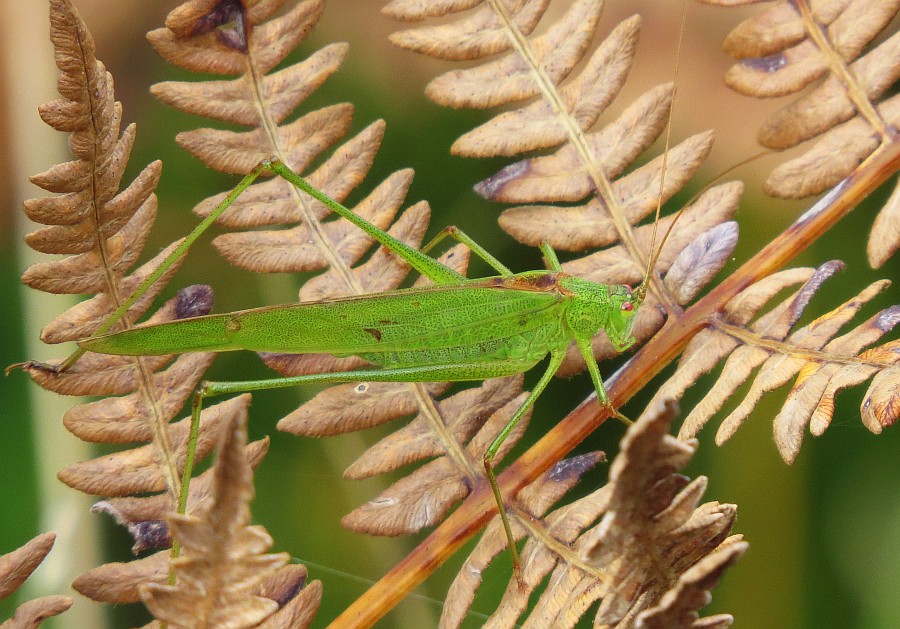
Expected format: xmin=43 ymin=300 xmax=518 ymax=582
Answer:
xmin=265 ymin=159 xmax=465 ymax=286
xmin=482 ymin=349 xmax=566 ymax=574
xmin=539 ymin=242 xmax=563 ymax=272
xmin=422 ymin=225 xmax=514 ymax=276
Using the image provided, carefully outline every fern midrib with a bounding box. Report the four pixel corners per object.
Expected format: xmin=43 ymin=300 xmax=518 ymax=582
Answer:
xmin=246 ymin=53 xmax=360 ymax=292
xmin=76 ymin=19 xmax=181 ymax=503
xmin=715 ymin=320 xmax=895 ymax=368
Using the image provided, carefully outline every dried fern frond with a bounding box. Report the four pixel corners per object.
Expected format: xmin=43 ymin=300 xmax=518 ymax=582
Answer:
xmin=580 ymin=402 xmax=740 ymax=627
xmin=635 ymin=539 xmax=747 ymax=629
xmin=342 ymin=387 xmax=530 ymax=535
xmin=439 ymin=402 xmax=742 ymax=628
xmin=386 ymin=0 xmax=735 ymax=379
xmin=699 ymin=0 xmax=900 ymax=270
xmin=135 ymin=566 xmax=323 ymax=629
xmin=18 ymin=0 xmax=224 ymax=505
xmin=91 ymin=436 xmax=270 ymax=555
xmin=867 ymin=175 xmax=900 ymax=267
xmin=141 ymin=401 xmax=292 ymax=629
xmin=72 ymin=425 xmax=318 ymax=628
xmin=0 ymin=533 xmax=72 ymax=628
xmin=643 ymin=260 xmax=899 ymax=462
xmin=13 ymin=0 xmax=283 ymax=619
xmin=439 ymin=451 xmax=607 ymax=628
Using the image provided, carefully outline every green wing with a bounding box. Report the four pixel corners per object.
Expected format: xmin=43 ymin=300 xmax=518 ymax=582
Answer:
xmin=80 ymin=278 xmax=566 ymax=358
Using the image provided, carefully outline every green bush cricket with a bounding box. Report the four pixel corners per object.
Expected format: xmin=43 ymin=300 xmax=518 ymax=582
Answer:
xmin=72 ymin=157 xmax=682 ymax=575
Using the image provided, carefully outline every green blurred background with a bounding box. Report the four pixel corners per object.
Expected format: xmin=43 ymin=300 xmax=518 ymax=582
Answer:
xmin=0 ymin=1 xmax=897 ymax=627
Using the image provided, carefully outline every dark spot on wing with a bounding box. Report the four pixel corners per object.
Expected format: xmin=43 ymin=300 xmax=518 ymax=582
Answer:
xmin=487 ymin=273 xmax=562 ymax=292
xmin=533 ymin=273 xmax=558 ymax=290
xmin=226 ymin=317 xmax=241 ymax=333
xmin=378 ymin=319 xmax=395 ymax=325
xmin=364 ymin=328 xmax=383 ymax=341
xmin=511 ymin=272 xmax=560 ymax=292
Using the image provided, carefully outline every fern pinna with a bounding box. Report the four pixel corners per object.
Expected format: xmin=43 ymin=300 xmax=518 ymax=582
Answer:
xmin=5 ymin=0 xmax=898 ymax=628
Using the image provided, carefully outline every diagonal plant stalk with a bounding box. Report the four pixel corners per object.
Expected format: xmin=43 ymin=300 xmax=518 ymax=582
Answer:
xmin=330 ymin=134 xmax=900 ymax=628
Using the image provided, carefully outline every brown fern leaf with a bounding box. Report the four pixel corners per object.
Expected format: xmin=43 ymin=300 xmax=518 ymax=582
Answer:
xmin=70 ymin=403 xmax=268 ymax=607
xmin=581 ymin=402 xmax=740 ymax=627
xmin=386 ymin=0 xmax=734 ymax=380
xmin=440 ymin=402 xmax=742 ymax=628
xmin=388 ymin=0 xmax=550 ymax=59
xmin=342 ymin=390 xmax=530 ymax=535
xmin=76 ymin=530 xmax=319 ymax=628
xmin=0 ymin=598 xmax=73 ymax=629
xmin=868 ymin=177 xmax=900 ymax=267
xmin=23 ymin=0 xmax=161 ymax=295
xmin=135 ymin=566 xmax=321 ymax=629
xmin=140 ymin=403 xmax=291 ymax=628
xmin=0 ymin=533 xmax=72 ymax=628
xmin=60 ymin=395 xmax=250 ymax=497
xmin=0 ymin=534 xmax=55 ymax=600
xmin=652 ymin=263 xmax=835 ymax=426
xmin=440 ymin=452 xmax=607 ymax=628
xmin=653 ymin=260 xmax=900 ymax=463
xmin=148 ymin=0 xmax=387 ymax=278
xmin=92 ymin=437 xmax=270 ymax=555
xmin=253 ymin=564 xmax=322 ymax=629
xmin=90 ymin=436 xmax=269 ymax=555
xmin=699 ymin=0 xmax=900 ymax=201
xmin=72 ymin=551 xmax=169 ymax=605
xmin=635 ymin=539 xmax=748 ymax=629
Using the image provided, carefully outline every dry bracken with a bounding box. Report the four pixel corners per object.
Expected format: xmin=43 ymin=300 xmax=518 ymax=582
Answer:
xmin=0 ymin=534 xmax=72 ymax=628
xmin=697 ymin=0 xmax=900 ymax=264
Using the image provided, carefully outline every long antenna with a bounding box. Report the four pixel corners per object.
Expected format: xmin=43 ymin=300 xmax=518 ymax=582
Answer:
xmin=634 ymin=0 xmax=687 ymax=307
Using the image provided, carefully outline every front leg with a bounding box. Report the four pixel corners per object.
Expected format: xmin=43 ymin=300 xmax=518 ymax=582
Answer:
xmin=574 ymin=335 xmax=632 ymax=425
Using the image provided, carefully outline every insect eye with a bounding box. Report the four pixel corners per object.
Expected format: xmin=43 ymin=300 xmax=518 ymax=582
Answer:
xmin=621 ymin=301 xmax=634 ymax=312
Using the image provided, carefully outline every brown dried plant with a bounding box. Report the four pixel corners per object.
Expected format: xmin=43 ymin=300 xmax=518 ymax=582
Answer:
xmin=7 ymin=0 xmax=899 ymax=628
xmin=0 ymin=534 xmax=72 ymax=628
xmin=696 ymin=0 xmax=900 ymax=270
